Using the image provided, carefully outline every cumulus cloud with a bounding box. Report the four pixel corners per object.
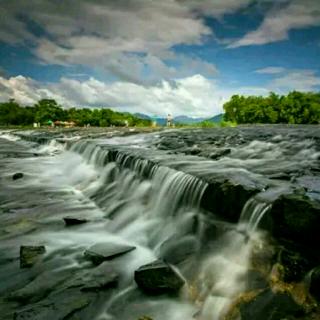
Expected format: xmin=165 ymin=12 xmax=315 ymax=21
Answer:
xmin=229 ymin=0 xmax=320 ymax=48
xmin=0 ymin=75 xmax=225 ymax=117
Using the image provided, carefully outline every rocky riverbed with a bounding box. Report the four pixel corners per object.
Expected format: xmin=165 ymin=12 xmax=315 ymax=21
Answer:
xmin=1 ymin=125 xmax=320 ymax=320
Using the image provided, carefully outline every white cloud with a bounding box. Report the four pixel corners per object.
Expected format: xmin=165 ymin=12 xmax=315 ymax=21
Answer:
xmin=0 ymin=0 xmax=258 ymax=83
xmin=0 ymin=75 xmax=225 ymax=117
xmin=269 ymin=70 xmax=320 ymax=91
xmin=3 ymin=70 xmax=318 ymax=118
xmin=255 ymin=67 xmax=286 ymax=74
xmin=229 ymin=0 xmax=320 ymax=48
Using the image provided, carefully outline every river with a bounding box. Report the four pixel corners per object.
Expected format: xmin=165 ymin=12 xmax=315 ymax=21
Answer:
xmin=1 ymin=126 xmax=320 ymax=320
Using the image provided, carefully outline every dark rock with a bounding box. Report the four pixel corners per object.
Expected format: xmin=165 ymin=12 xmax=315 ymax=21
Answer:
xmin=84 ymin=242 xmax=136 ymax=265
xmin=134 ymin=260 xmax=185 ymax=294
xmin=201 ymin=175 xmax=265 ymax=222
xmin=12 ymin=173 xmax=24 ymax=180
xmin=240 ymin=289 xmax=304 ymax=320
xmin=13 ymin=289 xmax=93 ymax=320
xmin=278 ymin=248 xmax=311 ymax=282
xmin=77 ymin=262 xmax=118 ymax=292
xmin=20 ymin=246 xmax=46 ymax=268
xmin=243 ymin=270 xmax=268 ymax=291
xmin=270 ymin=193 xmax=320 ymax=249
xmin=209 ymin=148 xmax=231 ymax=160
xmin=159 ymin=235 xmax=198 ymax=264
xmin=310 ymin=266 xmax=320 ymax=302
xmin=63 ymin=216 xmax=88 ymax=226
xmin=8 ymin=270 xmax=72 ymax=303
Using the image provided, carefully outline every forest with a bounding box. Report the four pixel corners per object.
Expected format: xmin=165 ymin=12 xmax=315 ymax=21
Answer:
xmin=223 ymin=91 xmax=320 ymax=124
xmin=0 ymin=99 xmax=151 ymax=127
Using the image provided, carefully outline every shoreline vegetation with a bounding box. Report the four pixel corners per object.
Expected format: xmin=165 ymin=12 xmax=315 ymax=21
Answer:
xmin=0 ymin=91 xmax=319 ymax=129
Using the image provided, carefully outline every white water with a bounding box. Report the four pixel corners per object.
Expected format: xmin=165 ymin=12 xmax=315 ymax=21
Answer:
xmin=0 ymin=132 xmax=274 ymax=320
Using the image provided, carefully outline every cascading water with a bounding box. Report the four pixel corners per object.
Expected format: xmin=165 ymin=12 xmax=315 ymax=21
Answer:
xmin=0 ymin=131 xmax=277 ymax=320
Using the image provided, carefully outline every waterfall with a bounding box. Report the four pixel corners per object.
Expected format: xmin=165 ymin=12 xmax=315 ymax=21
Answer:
xmin=239 ymin=197 xmax=272 ymax=234
xmin=195 ymin=196 xmax=271 ymax=320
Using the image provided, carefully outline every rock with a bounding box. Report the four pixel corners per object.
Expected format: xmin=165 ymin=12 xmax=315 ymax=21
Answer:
xmin=20 ymin=246 xmax=46 ymax=268
xmin=270 ymin=193 xmax=320 ymax=248
xmin=77 ymin=262 xmax=118 ymax=292
xmin=243 ymin=270 xmax=268 ymax=291
xmin=278 ymin=248 xmax=311 ymax=282
xmin=12 ymin=173 xmax=24 ymax=180
xmin=201 ymin=174 xmax=265 ymax=222
xmin=159 ymin=235 xmax=198 ymax=265
xmin=209 ymin=148 xmax=231 ymax=160
xmin=84 ymin=242 xmax=136 ymax=265
xmin=63 ymin=216 xmax=88 ymax=226
xmin=8 ymin=270 xmax=72 ymax=303
xmin=310 ymin=266 xmax=320 ymax=302
xmin=134 ymin=260 xmax=185 ymax=294
xmin=239 ymin=289 xmax=304 ymax=320
xmin=13 ymin=289 xmax=93 ymax=320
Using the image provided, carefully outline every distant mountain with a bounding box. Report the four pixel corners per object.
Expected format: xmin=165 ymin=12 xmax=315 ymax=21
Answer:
xmin=207 ymin=113 xmax=224 ymax=123
xmin=133 ymin=113 xmax=151 ymax=120
xmin=134 ymin=112 xmax=225 ymax=125
xmin=174 ymin=115 xmax=206 ymax=124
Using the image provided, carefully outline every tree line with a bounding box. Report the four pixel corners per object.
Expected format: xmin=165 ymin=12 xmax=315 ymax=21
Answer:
xmin=0 ymin=99 xmax=151 ymax=127
xmin=223 ymin=91 xmax=320 ymax=124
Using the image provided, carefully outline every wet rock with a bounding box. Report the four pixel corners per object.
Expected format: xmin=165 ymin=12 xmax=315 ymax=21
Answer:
xmin=13 ymin=289 xmax=93 ymax=320
xmin=240 ymin=289 xmax=304 ymax=320
xmin=309 ymin=266 xmax=320 ymax=302
xmin=270 ymin=193 xmax=320 ymax=248
xmin=244 ymin=270 xmax=268 ymax=291
xmin=84 ymin=242 xmax=136 ymax=265
xmin=134 ymin=260 xmax=185 ymax=294
xmin=184 ymin=146 xmax=201 ymax=155
xmin=20 ymin=245 xmax=46 ymax=268
xmin=63 ymin=216 xmax=88 ymax=226
xmin=159 ymin=235 xmax=198 ymax=265
xmin=77 ymin=262 xmax=118 ymax=292
xmin=209 ymin=148 xmax=231 ymax=160
xmin=12 ymin=173 xmax=24 ymax=180
xmin=201 ymin=174 xmax=265 ymax=222
xmin=278 ymin=248 xmax=311 ymax=282
xmin=8 ymin=270 xmax=72 ymax=303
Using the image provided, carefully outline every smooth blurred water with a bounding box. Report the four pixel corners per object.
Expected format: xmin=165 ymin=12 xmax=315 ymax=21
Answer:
xmin=0 ymin=128 xmax=318 ymax=319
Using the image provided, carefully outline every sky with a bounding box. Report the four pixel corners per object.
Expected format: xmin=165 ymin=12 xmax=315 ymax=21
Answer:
xmin=0 ymin=0 xmax=320 ymax=117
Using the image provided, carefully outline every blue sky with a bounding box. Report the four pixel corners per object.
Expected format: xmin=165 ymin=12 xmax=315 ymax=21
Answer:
xmin=0 ymin=0 xmax=320 ymax=117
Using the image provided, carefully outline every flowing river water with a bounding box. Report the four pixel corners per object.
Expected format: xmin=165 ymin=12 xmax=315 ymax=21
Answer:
xmin=1 ymin=127 xmax=320 ymax=320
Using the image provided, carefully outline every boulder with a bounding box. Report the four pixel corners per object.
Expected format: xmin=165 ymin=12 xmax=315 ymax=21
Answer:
xmin=159 ymin=235 xmax=198 ymax=265
xmin=20 ymin=246 xmax=46 ymax=268
xmin=239 ymin=289 xmax=304 ymax=320
xmin=309 ymin=266 xmax=320 ymax=302
xmin=134 ymin=260 xmax=185 ymax=294
xmin=84 ymin=242 xmax=136 ymax=265
xmin=12 ymin=173 xmax=24 ymax=181
xmin=278 ymin=248 xmax=311 ymax=282
xmin=270 ymin=193 xmax=320 ymax=249
xmin=63 ymin=216 xmax=88 ymax=226
xmin=201 ymin=174 xmax=265 ymax=222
